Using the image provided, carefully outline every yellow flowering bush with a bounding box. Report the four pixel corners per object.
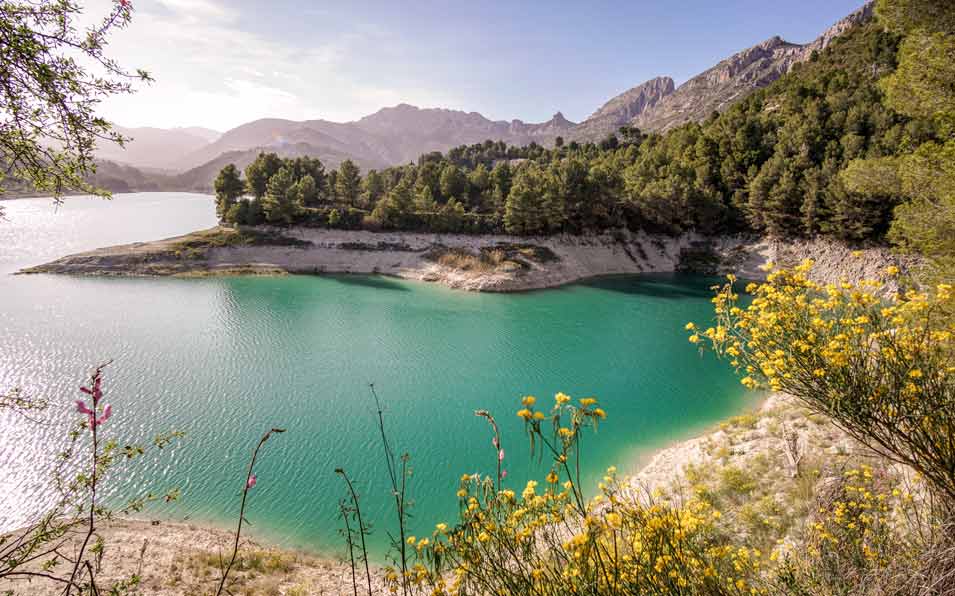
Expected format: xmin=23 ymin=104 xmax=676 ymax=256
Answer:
xmin=689 ymin=262 xmax=955 ymax=501
xmin=391 ymin=395 xmax=764 ymax=595
xmin=772 ymin=465 xmax=934 ymax=595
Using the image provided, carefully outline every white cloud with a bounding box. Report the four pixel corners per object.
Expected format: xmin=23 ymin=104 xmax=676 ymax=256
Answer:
xmin=155 ymin=0 xmax=231 ymax=21
xmin=84 ymin=0 xmax=462 ymax=130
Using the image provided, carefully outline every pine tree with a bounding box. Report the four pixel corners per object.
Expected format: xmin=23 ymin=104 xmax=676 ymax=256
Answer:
xmin=505 ymin=165 xmax=545 ymax=235
xmin=214 ymin=164 xmax=245 ymax=221
xmin=336 ymin=160 xmax=362 ymax=206
xmin=262 ymin=167 xmax=298 ymax=224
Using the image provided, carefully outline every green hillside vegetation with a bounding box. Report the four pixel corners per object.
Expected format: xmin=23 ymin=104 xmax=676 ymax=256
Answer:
xmin=214 ymin=17 xmax=941 ymax=250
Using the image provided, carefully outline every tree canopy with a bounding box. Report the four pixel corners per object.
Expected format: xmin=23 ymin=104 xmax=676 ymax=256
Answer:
xmin=0 ymin=0 xmax=149 ymax=207
xmin=842 ymin=0 xmax=955 ymax=280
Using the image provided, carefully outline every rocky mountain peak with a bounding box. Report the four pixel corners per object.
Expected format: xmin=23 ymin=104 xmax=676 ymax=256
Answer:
xmin=550 ymin=111 xmax=570 ymax=125
xmin=805 ymin=1 xmax=875 ymax=54
xmin=622 ymin=2 xmax=875 ymax=133
xmin=758 ymin=35 xmax=786 ymax=50
xmin=572 ymin=76 xmax=675 ymax=140
xmin=585 ymin=76 xmax=675 ymax=123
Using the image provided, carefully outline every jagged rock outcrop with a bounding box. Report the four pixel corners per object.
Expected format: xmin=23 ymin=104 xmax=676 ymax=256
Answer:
xmin=626 ymin=2 xmax=875 ymax=133
xmin=572 ymin=77 xmax=675 ymax=140
xmin=508 ymin=111 xmax=575 ymax=137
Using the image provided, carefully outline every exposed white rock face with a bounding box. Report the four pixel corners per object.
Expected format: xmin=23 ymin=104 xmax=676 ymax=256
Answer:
xmin=25 ymin=226 xmax=910 ymax=295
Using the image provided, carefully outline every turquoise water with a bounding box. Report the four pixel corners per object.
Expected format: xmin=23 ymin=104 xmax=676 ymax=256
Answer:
xmin=0 ymin=193 xmax=752 ymax=557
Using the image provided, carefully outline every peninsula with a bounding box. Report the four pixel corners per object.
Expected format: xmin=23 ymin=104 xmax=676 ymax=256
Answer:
xmin=20 ymin=227 xmax=904 ymax=292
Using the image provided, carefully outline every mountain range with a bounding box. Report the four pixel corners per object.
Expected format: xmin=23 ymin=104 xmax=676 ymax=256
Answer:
xmin=95 ymin=126 xmax=221 ymax=172
xmin=95 ymin=3 xmax=873 ymax=193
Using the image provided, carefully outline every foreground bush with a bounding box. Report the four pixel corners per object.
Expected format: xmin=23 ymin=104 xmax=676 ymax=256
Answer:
xmin=689 ymin=262 xmax=955 ymax=501
xmin=368 ymin=396 xmax=762 ymax=596
xmin=773 ymin=465 xmax=955 ymax=595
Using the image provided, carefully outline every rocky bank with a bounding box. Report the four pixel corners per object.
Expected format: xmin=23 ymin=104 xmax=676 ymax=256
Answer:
xmin=20 ymin=226 xmax=909 ymax=292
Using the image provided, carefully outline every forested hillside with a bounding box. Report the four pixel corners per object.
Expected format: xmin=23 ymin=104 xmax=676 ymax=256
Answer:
xmin=214 ymin=17 xmax=937 ymax=248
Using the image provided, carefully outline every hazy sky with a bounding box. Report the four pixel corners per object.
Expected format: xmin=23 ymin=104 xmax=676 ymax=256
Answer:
xmin=91 ymin=0 xmax=866 ymax=132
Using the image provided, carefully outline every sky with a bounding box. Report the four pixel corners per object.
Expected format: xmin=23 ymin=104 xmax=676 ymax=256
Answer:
xmin=88 ymin=0 xmax=867 ymax=132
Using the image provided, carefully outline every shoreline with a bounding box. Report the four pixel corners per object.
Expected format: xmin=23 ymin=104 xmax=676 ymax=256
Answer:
xmin=1 ymin=391 xmax=860 ymax=595
xmin=0 ymin=518 xmax=380 ymax=595
xmin=621 ymin=388 xmax=769 ymax=476
xmin=18 ymin=225 xmax=907 ymax=293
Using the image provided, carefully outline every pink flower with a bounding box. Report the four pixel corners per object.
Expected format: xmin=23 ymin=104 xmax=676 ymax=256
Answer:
xmin=80 ymin=376 xmax=103 ymax=404
xmin=96 ymin=404 xmax=112 ymax=426
xmin=501 ymin=469 xmax=508 ymax=479
xmin=77 ymin=371 xmax=112 ymax=430
xmin=498 ymin=449 xmax=505 ymax=462
xmin=246 ymin=474 xmax=257 ymax=490
xmin=492 ymin=436 xmax=499 ymax=449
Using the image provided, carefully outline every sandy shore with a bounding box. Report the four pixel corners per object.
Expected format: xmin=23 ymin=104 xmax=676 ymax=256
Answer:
xmin=0 ymin=518 xmax=384 ymax=596
xmin=20 ymin=226 xmax=907 ymax=292
xmin=1 ymin=393 xmax=874 ymax=595
xmin=628 ymin=393 xmax=856 ymax=493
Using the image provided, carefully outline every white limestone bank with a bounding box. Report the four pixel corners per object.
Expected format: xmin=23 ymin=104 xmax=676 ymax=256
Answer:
xmin=21 ymin=226 xmax=909 ymax=292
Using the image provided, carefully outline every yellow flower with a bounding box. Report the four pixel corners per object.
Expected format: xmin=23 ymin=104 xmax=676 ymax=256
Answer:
xmin=546 ymin=471 xmax=559 ymax=484
xmin=605 ymin=512 xmax=622 ymax=528
xmin=685 ymin=322 xmax=696 ymax=331
xmin=516 ymin=408 xmax=532 ymax=420
xmin=885 ymin=265 xmax=900 ymax=276
xmin=521 ymin=395 xmax=536 ymax=407
xmin=909 ymin=369 xmax=923 ymax=379
xmin=533 ymin=411 xmax=546 ymax=420
xmin=477 ymin=531 xmax=490 ymax=542
xmin=593 ymin=408 xmax=607 ymax=419
xmin=579 ymin=397 xmax=597 ymax=407
xmin=435 ymin=523 xmax=448 ymax=533
xmin=555 ymin=392 xmax=571 ymax=405
xmin=407 ymin=536 xmax=416 ymax=545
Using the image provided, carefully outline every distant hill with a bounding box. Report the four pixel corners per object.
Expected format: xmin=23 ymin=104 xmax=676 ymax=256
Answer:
xmin=0 ymin=159 xmax=173 ymax=198
xmin=94 ymin=126 xmax=222 ymax=171
xmin=170 ymin=106 xmax=576 ymax=176
xmin=169 ymin=143 xmax=378 ymax=193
